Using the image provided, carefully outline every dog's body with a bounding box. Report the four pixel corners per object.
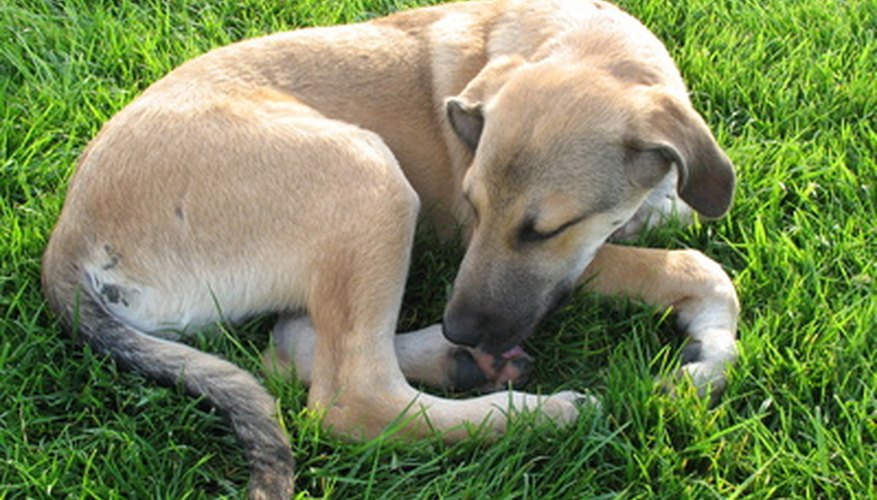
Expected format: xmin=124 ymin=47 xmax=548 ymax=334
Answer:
xmin=42 ymin=0 xmax=739 ymax=497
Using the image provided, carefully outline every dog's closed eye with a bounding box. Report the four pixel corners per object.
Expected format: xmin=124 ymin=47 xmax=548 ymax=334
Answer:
xmin=518 ymin=214 xmax=586 ymax=243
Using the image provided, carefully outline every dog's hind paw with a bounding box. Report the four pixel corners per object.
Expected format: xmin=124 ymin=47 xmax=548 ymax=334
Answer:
xmin=536 ymin=390 xmax=598 ymax=426
xmin=563 ymin=390 xmax=603 ymax=413
xmin=449 ymin=346 xmax=532 ymax=393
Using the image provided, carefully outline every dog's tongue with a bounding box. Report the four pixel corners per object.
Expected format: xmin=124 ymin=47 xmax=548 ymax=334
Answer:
xmin=501 ymin=345 xmax=526 ymax=360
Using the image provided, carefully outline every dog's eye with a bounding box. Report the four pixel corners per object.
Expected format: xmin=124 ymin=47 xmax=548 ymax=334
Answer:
xmin=518 ymin=221 xmax=569 ymax=243
xmin=519 ymin=222 xmax=560 ymax=243
xmin=518 ymin=214 xmax=588 ymax=244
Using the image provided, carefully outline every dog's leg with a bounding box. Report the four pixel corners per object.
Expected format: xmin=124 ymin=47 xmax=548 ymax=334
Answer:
xmin=296 ymin=134 xmax=584 ymax=441
xmin=395 ymin=325 xmax=534 ymax=392
xmin=611 ymin=171 xmax=694 ymax=241
xmin=265 ymin=318 xmax=531 ymax=392
xmin=581 ymin=243 xmax=739 ymax=400
xmin=268 ymin=314 xmax=581 ymax=440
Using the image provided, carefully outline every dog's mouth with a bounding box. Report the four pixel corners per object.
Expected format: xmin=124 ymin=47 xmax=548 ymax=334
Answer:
xmin=472 ymin=286 xmax=572 ymax=357
xmin=475 ymin=336 xmax=530 ymax=358
xmin=500 ymin=345 xmax=526 ymax=360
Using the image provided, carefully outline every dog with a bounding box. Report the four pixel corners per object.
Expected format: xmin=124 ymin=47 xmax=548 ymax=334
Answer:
xmin=42 ymin=0 xmax=740 ymax=497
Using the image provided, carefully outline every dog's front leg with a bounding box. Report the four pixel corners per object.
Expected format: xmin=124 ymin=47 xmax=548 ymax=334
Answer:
xmin=266 ymin=319 xmax=531 ymax=393
xmin=581 ymin=243 xmax=739 ymax=400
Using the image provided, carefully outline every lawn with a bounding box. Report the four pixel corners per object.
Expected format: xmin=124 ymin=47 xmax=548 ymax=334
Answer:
xmin=1 ymin=0 xmax=875 ymax=498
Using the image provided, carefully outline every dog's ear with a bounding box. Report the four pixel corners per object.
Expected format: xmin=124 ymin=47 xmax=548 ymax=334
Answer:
xmin=446 ymin=98 xmax=484 ymax=151
xmin=446 ymin=55 xmax=525 ymax=152
xmin=629 ymin=90 xmax=736 ymax=218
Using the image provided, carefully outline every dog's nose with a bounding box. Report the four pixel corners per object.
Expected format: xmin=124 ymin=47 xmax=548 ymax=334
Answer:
xmin=442 ymin=309 xmax=485 ymax=348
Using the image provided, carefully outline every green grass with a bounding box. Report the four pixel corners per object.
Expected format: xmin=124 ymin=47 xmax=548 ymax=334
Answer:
xmin=2 ymin=0 xmax=875 ymax=497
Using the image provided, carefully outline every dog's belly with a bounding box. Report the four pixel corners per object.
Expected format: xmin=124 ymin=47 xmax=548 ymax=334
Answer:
xmin=82 ymin=249 xmax=308 ymax=334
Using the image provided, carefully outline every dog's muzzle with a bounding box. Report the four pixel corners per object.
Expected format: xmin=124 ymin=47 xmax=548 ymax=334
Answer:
xmin=442 ymin=297 xmax=543 ymax=355
xmin=442 ymin=280 xmax=575 ymax=355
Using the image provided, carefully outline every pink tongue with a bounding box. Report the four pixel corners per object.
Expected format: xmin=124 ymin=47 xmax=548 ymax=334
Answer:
xmin=501 ymin=345 xmax=525 ymax=360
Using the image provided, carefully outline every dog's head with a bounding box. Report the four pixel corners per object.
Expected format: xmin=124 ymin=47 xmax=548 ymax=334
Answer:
xmin=442 ymin=59 xmax=735 ymax=355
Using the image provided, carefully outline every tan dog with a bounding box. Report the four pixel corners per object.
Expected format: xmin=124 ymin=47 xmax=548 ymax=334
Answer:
xmin=42 ymin=0 xmax=739 ymax=497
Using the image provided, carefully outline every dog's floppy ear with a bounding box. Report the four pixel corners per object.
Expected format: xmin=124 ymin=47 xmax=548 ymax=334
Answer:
xmin=630 ymin=90 xmax=736 ymax=218
xmin=447 ymin=98 xmax=484 ymax=151
xmin=445 ymin=55 xmax=525 ymax=152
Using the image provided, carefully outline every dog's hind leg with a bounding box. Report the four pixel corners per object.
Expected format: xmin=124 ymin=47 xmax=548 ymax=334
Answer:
xmin=265 ymin=318 xmax=531 ymax=393
xmin=581 ymin=243 xmax=739 ymax=401
xmin=298 ymin=130 xmax=584 ymax=441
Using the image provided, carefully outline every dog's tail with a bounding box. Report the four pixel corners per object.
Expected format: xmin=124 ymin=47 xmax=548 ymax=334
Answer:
xmin=42 ymin=262 xmax=294 ymax=498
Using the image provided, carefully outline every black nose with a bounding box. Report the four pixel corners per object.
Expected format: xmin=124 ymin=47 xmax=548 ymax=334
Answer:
xmin=442 ymin=308 xmax=488 ymax=347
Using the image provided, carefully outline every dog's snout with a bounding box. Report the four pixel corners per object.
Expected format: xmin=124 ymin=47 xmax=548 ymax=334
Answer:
xmin=442 ymin=308 xmax=485 ymax=347
xmin=443 ymin=300 xmax=531 ymax=355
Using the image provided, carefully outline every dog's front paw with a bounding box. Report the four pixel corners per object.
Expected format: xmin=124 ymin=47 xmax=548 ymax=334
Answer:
xmin=449 ymin=346 xmax=532 ymax=393
xmin=660 ymin=360 xmax=728 ymax=405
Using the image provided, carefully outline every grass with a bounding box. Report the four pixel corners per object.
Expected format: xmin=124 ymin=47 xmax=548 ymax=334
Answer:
xmin=1 ymin=0 xmax=874 ymax=497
